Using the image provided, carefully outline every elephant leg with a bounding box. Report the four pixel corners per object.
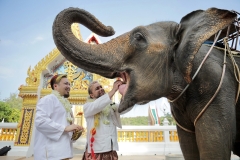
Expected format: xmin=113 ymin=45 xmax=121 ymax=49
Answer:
xmin=177 ymin=126 xmax=200 ymax=160
xmin=233 ymin=99 xmax=240 ymax=156
xmin=194 ymin=105 xmax=235 ymax=160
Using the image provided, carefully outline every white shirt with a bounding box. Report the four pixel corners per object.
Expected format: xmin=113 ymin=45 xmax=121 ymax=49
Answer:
xmin=34 ymin=94 xmax=73 ymax=160
xmin=84 ymin=94 xmax=122 ymax=153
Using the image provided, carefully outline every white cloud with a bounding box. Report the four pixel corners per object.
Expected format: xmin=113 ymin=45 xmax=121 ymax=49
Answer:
xmin=31 ymin=36 xmax=44 ymax=44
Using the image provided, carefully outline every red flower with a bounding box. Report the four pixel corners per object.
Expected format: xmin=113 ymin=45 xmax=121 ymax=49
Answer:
xmin=91 ymin=148 xmax=96 ymax=160
xmin=91 ymin=137 xmax=95 ymax=143
xmin=91 ymin=128 xmax=96 ymax=135
xmin=76 ymin=112 xmax=83 ymax=116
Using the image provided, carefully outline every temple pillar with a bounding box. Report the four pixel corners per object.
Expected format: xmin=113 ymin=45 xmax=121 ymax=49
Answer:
xmin=15 ymin=85 xmax=38 ymax=147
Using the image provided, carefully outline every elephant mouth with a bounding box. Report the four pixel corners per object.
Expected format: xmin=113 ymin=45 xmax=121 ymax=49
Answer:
xmin=116 ymin=71 xmax=138 ymax=113
xmin=117 ymin=72 xmax=129 ymax=100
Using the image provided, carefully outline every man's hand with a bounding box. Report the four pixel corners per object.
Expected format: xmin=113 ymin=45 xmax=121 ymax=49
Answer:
xmin=112 ymin=80 xmax=123 ymax=92
xmin=64 ymin=124 xmax=83 ymax=132
xmin=108 ymin=80 xmax=122 ymax=99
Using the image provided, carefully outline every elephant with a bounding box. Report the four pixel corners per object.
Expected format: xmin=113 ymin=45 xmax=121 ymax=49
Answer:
xmin=52 ymin=7 xmax=240 ymax=159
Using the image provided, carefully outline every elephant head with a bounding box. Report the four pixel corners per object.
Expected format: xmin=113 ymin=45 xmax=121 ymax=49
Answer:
xmin=52 ymin=8 xmax=236 ymax=113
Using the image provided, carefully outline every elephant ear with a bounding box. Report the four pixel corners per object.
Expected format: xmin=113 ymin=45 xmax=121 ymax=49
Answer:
xmin=175 ymin=8 xmax=237 ymax=83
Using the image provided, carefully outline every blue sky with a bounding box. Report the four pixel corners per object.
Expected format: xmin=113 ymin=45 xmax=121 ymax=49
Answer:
xmin=0 ymin=0 xmax=239 ymax=116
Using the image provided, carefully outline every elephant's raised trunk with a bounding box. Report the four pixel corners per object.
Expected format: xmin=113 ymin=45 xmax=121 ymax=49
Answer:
xmin=52 ymin=7 xmax=129 ymax=78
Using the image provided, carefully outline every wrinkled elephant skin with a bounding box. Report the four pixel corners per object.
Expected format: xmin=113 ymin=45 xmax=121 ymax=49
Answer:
xmin=52 ymin=7 xmax=240 ymax=160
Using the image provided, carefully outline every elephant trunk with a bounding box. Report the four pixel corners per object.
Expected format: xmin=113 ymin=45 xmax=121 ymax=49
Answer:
xmin=52 ymin=7 xmax=129 ymax=78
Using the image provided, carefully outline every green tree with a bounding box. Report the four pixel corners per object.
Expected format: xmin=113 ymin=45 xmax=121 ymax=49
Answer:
xmin=0 ymin=92 xmax=22 ymax=122
xmin=121 ymin=116 xmax=148 ymax=125
xmin=160 ymin=113 xmax=176 ymax=125
xmin=4 ymin=93 xmax=23 ymax=110
xmin=8 ymin=108 xmax=21 ymax=122
xmin=0 ymin=101 xmax=12 ymax=122
xmin=0 ymin=101 xmax=21 ymax=122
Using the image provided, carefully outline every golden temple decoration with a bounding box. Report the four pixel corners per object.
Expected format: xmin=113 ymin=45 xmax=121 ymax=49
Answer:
xmin=0 ymin=129 xmax=17 ymax=141
xmin=40 ymin=89 xmax=52 ymax=98
xmin=71 ymin=23 xmax=83 ymax=41
xmin=26 ymin=66 xmax=37 ymax=86
xmin=18 ymin=85 xmax=38 ymax=98
xmin=40 ymin=89 xmax=88 ymax=104
xmin=74 ymin=105 xmax=84 ymax=126
xmin=25 ymin=48 xmax=60 ymax=87
xmin=94 ymin=74 xmax=114 ymax=93
xmin=68 ymin=97 xmax=87 ymax=105
xmin=22 ymin=96 xmax=38 ymax=106
xmin=15 ymin=107 xmax=34 ymax=146
xmin=63 ymin=61 xmax=78 ymax=84
xmin=72 ymin=71 xmax=89 ymax=90
xmin=117 ymin=130 xmax=178 ymax=142
xmin=169 ymin=131 xmax=179 ymax=141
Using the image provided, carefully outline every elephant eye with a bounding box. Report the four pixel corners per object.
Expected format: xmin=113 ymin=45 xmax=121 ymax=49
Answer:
xmin=131 ymin=32 xmax=147 ymax=50
xmin=134 ymin=33 xmax=144 ymax=41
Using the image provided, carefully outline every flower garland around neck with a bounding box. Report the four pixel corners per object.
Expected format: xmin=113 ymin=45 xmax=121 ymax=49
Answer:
xmin=52 ymin=90 xmax=73 ymax=123
xmin=87 ymin=97 xmax=117 ymax=159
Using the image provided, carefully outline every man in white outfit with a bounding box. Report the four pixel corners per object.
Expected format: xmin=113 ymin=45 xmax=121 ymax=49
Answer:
xmin=34 ymin=74 xmax=83 ymax=160
xmin=82 ymin=80 xmax=123 ymax=160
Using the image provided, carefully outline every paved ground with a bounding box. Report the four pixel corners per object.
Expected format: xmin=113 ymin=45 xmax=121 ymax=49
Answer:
xmin=2 ymin=154 xmax=240 ymax=160
xmin=0 ymin=155 xmax=166 ymax=160
xmin=1 ymin=147 xmax=166 ymax=160
xmin=1 ymin=145 xmax=239 ymax=160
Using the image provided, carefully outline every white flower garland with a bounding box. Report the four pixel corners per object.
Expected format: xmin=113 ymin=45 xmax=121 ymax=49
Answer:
xmin=101 ymin=103 xmax=117 ymax=125
xmin=52 ymin=90 xmax=73 ymax=123
xmin=87 ymin=98 xmax=117 ymax=125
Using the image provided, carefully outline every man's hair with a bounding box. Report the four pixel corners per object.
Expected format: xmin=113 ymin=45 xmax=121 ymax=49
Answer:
xmin=88 ymin=81 xmax=99 ymax=95
xmin=50 ymin=74 xmax=67 ymax=90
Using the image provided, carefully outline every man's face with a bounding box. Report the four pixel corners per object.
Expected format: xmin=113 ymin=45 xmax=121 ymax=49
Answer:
xmin=90 ymin=82 xmax=105 ymax=99
xmin=54 ymin=77 xmax=71 ymax=98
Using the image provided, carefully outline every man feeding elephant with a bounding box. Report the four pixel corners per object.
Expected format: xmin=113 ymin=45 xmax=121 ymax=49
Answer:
xmin=52 ymin=7 xmax=240 ymax=160
xmin=82 ymin=80 xmax=122 ymax=160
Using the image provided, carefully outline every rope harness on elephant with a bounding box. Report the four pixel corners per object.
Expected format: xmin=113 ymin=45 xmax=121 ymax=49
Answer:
xmin=169 ymin=15 xmax=240 ymax=133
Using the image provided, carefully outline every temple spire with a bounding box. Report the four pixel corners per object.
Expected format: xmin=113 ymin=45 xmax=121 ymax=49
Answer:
xmin=71 ymin=23 xmax=83 ymax=41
